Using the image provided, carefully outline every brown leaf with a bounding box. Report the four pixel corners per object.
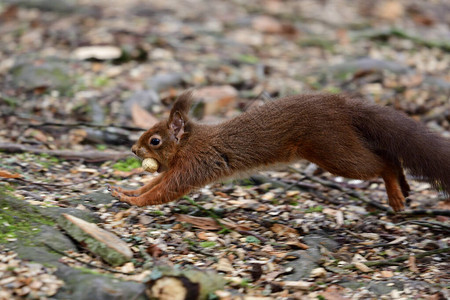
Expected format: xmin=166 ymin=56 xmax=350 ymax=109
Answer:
xmin=271 ymin=223 xmax=298 ymax=237
xmin=408 ymin=255 xmax=419 ymax=273
xmin=194 ymin=85 xmax=238 ymax=116
xmin=286 ymin=240 xmax=309 ymax=250
xmin=375 ymin=1 xmax=404 ymax=20
xmin=69 ymin=129 xmax=88 ymax=145
xmin=220 ymin=219 xmax=251 ymax=231
xmin=197 ymin=231 xmax=210 ymax=240
xmin=319 ymin=285 xmax=350 ymax=300
xmin=24 ymin=128 xmax=49 ymax=143
xmin=0 ymin=5 xmax=18 ymax=21
xmin=175 ymin=214 xmax=221 ymax=230
xmin=252 ymin=15 xmax=283 ymax=33
xmin=146 ymin=244 xmax=164 ymax=258
xmin=113 ymin=167 xmax=144 ymax=178
xmin=0 ymin=169 xmax=22 ymax=179
xmin=174 ymin=214 xmax=248 ymax=231
xmin=131 ymin=103 xmax=159 ymax=129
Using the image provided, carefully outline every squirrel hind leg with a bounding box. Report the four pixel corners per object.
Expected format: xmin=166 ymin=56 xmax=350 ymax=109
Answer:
xmin=397 ymin=169 xmax=410 ymax=198
xmin=381 ymin=165 xmax=407 ymax=212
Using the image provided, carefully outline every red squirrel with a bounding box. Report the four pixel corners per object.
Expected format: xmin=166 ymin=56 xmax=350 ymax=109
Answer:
xmin=109 ymin=90 xmax=450 ymax=212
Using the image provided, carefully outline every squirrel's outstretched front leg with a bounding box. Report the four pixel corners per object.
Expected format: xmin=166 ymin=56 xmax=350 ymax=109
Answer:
xmin=109 ymin=174 xmax=163 ymax=197
xmin=111 ymin=169 xmax=206 ymax=206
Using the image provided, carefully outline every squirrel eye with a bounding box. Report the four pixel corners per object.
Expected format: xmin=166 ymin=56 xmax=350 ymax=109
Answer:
xmin=150 ymin=138 xmax=160 ymax=146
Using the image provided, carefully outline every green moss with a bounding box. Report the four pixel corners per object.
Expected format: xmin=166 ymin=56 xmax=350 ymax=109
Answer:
xmin=0 ymin=95 xmax=19 ymax=108
xmin=305 ymin=205 xmax=324 ymax=213
xmin=298 ymin=37 xmax=335 ymax=52
xmin=245 ymin=236 xmax=260 ymax=244
xmin=148 ymin=210 xmax=164 ymax=216
xmin=239 ymin=278 xmax=250 ymax=288
xmin=324 ymin=86 xmax=342 ymax=94
xmin=0 ymin=194 xmax=55 ymax=243
xmin=199 ymin=241 xmax=217 ymax=248
xmin=113 ymin=157 xmax=141 ymax=172
xmin=235 ymin=54 xmax=259 ymax=64
xmin=93 ymin=75 xmax=110 ymax=87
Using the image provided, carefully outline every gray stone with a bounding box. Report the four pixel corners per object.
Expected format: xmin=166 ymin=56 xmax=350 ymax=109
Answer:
xmin=339 ymin=280 xmax=366 ymax=290
xmin=368 ymin=281 xmax=404 ymax=295
xmin=145 ymin=73 xmax=184 ymax=92
xmin=10 ymin=58 xmax=74 ymax=92
xmin=124 ymin=89 xmax=160 ymax=115
xmin=284 ymin=234 xmax=339 ymax=280
xmin=303 ymin=234 xmax=340 ymax=252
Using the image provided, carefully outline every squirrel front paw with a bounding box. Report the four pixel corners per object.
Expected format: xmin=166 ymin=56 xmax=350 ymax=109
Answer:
xmin=110 ymin=188 xmax=141 ymax=206
xmin=108 ymin=185 xmax=139 ymax=197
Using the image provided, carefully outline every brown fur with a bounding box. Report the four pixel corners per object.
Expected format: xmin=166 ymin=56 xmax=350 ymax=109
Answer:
xmin=110 ymin=90 xmax=450 ymax=211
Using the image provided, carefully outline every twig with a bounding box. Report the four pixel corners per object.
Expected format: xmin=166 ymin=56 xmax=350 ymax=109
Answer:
xmin=43 ymin=242 xmax=136 ymax=275
xmin=0 ymin=142 xmax=130 ymax=162
xmin=343 ymin=247 xmax=450 ymax=269
xmin=287 ymin=167 xmax=450 ymax=217
xmin=19 ymin=121 xmax=145 ymax=132
xmin=288 ymin=167 xmax=393 ymax=213
xmin=2 ymin=177 xmax=94 ymax=190
xmin=397 ymin=220 xmax=450 ymax=231
xmin=355 ymin=28 xmax=450 ymax=51
xmin=399 ymin=209 xmax=450 ymax=217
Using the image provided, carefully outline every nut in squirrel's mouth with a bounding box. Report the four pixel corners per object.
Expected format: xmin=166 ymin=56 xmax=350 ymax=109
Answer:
xmin=142 ymin=157 xmax=160 ymax=173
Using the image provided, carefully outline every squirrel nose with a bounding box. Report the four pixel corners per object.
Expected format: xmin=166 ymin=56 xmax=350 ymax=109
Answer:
xmin=131 ymin=145 xmax=138 ymax=155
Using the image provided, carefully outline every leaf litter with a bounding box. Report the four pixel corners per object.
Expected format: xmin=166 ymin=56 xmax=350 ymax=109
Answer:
xmin=0 ymin=0 xmax=449 ymax=299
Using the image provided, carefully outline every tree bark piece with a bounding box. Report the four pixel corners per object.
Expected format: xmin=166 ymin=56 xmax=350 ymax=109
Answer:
xmin=58 ymin=214 xmax=133 ymax=266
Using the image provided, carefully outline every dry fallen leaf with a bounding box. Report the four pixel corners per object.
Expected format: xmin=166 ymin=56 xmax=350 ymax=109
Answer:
xmin=146 ymin=244 xmax=164 ymax=258
xmin=271 ymin=223 xmax=298 ymax=237
xmin=131 ymin=103 xmax=159 ymax=129
xmin=175 ymin=214 xmax=250 ymax=231
xmin=0 ymin=169 xmax=22 ymax=179
xmin=113 ymin=168 xmax=144 ymax=178
xmin=354 ymin=262 xmax=372 ymax=273
xmin=319 ymin=285 xmax=350 ymax=300
xmin=408 ymin=255 xmax=419 ymax=273
xmin=286 ymin=240 xmax=309 ymax=250
xmin=175 ymin=214 xmax=221 ymax=230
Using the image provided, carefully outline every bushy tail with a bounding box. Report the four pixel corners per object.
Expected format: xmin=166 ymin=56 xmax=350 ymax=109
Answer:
xmin=351 ymin=101 xmax=450 ymax=194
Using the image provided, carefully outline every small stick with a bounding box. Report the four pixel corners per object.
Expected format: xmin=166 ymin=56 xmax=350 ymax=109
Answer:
xmin=288 ymin=166 xmax=393 ymax=213
xmin=343 ymin=247 xmax=450 ymax=269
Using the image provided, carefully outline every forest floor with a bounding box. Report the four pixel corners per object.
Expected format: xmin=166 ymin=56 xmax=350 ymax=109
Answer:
xmin=0 ymin=0 xmax=449 ymax=299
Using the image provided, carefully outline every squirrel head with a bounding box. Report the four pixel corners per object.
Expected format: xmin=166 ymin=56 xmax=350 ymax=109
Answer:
xmin=131 ymin=90 xmax=193 ymax=172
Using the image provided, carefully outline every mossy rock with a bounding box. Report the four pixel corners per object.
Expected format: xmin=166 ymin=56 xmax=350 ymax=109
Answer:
xmin=10 ymin=58 xmax=74 ymax=93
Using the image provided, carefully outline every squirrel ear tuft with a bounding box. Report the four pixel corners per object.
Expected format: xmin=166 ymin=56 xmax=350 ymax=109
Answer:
xmin=170 ymin=89 xmax=194 ymax=117
xmin=168 ymin=89 xmax=194 ymax=142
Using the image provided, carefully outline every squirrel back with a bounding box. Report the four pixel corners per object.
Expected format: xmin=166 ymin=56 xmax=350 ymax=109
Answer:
xmin=111 ymin=91 xmax=450 ymax=211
